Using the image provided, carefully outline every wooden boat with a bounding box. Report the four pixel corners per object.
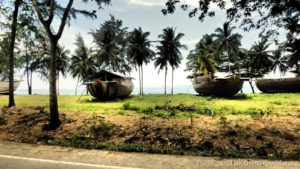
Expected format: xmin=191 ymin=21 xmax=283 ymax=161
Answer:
xmin=255 ymin=77 xmax=300 ymax=93
xmin=192 ymin=75 xmax=244 ymax=97
xmin=0 ymin=80 xmax=22 ymax=94
xmin=83 ymin=70 xmax=134 ymax=100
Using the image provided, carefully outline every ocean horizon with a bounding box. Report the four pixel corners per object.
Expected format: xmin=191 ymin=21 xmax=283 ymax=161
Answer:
xmin=15 ymin=83 xmax=260 ymax=95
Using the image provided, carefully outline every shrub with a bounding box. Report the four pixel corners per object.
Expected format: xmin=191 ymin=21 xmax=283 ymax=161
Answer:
xmin=90 ymin=121 xmax=114 ymax=140
xmin=122 ymin=102 xmax=140 ymax=111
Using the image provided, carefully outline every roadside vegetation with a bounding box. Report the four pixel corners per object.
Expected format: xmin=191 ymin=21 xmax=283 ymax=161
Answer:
xmin=0 ymin=94 xmax=300 ymax=160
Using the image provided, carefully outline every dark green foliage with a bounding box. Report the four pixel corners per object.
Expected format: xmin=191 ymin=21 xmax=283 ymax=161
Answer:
xmin=155 ymin=27 xmax=187 ymax=94
xmin=127 ymin=27 xmax=155 ymax=95
xmin=212 ymin=22 xmax=242 ymax=73
xmin=91 ymin=15 xmax=131 ymax=74
xmin=163 ymin=0 xmax=300 ymax=73
xmin=186 ymin=34 xmax=219 ymax=77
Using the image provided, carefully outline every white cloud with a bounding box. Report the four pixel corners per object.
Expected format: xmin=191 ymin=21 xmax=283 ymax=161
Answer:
xmin=126 ymin=0 xmax=164 ymax=7
xmin=125 ymin=0 xmax=231 ymax=9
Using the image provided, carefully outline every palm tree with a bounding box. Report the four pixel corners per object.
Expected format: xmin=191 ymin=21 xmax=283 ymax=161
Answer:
xmin=127 ymin=27 xmax=154 ymax=95
xmin=56 ymin=45 xmax=70 ymax=95
xmin=154 ymin=46 xmax=169 ymax=95
xmin=212 ymin=22 xmax=242 ymax=73
xmin=70 ymin=34 xmax=97 ymax=95
xmin=249 ymin=36 xmax=274 ymax=76
xmin=186 ymin=35 xmax=218 ymax=77
xmin=157 ymin=27 xmax=187 ymax=94
xmin=271 ymin=48 xmax=289 ymax=77
xmin=92 ymin=16 xmax=131 ymax=74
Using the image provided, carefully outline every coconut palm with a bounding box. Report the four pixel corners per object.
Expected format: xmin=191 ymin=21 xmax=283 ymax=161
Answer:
xmin=212 ymin=22 xmax=242 ymax=73
xmin=127 ymin=27 xmax=155 ymax=95
xmin=91 ymin=16 xmax=131 ymax=74
xmin=154 ymin=45 xmax=169 ymax=95
xmin=186 ymin=34 xmax=218 ymax=77
xmin=270 ymin=48 xmax=289 ymax=77
xmin=249 ymin=37 xmax=274 ymax=76
xmin=158 ymin=27 xmax=187 ymax=94
xmin=56 ymin=45 xmax=70 ymax=95
xmin=69 ymin=34 xmax=97 ymax=95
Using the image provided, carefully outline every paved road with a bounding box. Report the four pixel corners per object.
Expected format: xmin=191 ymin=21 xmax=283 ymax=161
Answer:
xmin=0 ymin=141 xmax=299 ymax=169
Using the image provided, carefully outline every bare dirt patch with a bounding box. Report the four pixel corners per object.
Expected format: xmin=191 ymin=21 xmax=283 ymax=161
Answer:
xmin=0 ymin=107 xmax=299 ymax=160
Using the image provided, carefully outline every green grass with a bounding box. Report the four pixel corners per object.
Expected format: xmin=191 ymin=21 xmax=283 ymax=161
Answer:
xmin=0 ymin=93 xmax=300 ymax=117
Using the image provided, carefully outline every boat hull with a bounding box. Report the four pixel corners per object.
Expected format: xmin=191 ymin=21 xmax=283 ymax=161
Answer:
xmin=255 ymin=78 xmax=300 ymax=93
xmin=0 ymin=80 xmax=22 ymax=94
xmin=87 ymin=79 xmax=134 ymax=100
xmin=192 ymin=76 xmax=243 ymax=97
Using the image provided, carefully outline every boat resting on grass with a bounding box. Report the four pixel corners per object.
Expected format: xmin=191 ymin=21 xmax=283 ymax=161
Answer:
xmin=192 ymin=75 xmax=245 ymax=97
xmin=0 ymin=80 xmax=22 ymax=95
xmin=255 ymin=77 xmax=300 ymax=93
xmin=83 ymin=70 xmax=134 ymax=100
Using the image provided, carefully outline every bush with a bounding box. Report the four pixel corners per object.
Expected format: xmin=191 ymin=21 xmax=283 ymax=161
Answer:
xmin=90 ymin=121 xmax=114 ymax=140
xmin=122 ymin=102 xmax=140 ymax=111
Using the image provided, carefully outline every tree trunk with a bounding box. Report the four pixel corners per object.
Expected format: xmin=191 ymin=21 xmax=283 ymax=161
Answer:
xmin=249 ymin=79 xmax=255 ymax=94
xmin=138 ymin=66 xmax=141 ymax=95
xmin=141 ymin=65 xmax=144 ymax=96
xmin=75 ymin=77 xmax=79 ymax=96
xmin=164 ymin=67 xmax=167 ymax=95
xmin=28 ymin=70 xmax=32 ymax=95
xmin=8 ymin=0 xmax=21 ymax=108
xmin=171 ymin=67 xmax=174 ymax=94
xmin=226 ymin=51 xmax=231 ymax=73
xmin=48 ymin=40 xmax=61 ymax=129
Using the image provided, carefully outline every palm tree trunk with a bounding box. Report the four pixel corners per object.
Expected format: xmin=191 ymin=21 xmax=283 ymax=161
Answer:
xmin=171 ymin=67 xmax=174 ymax=94
xmin=141 ymin=65 xmax=144 ymax=96
xmin=75 ymin=77 xmax=79 ymax=96
xmin=227 ymin=52 xmax=231 ymax=73
xmin=164 ymin=67 xmax=167 ymax=95
xmin=249 ymin=79 xmax=255 ymax=94
xmin=8 ymin=0 xmax=21 ymax=107
xmin=138 ymin=66 xmax=141 ymax=95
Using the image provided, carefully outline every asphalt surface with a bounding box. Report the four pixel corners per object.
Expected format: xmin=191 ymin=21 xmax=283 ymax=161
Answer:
xmin=0 ymin=141 xmax=299 ymax=169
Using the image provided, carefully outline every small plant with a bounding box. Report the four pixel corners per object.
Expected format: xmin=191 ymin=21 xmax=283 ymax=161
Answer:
xmin=218 ymin=114 xmax=228 ymax=130
xmin=122 ymin=102 xmax=140 ymax=111
xmin=90 ymin=121 xmax=114 ymax=140
xmin=0 ymin=116 xmax=6 ymax=125
xmin=123 ymin=102 xmax=131 ymax=110
xmin=141 ymin=107 xmax=154 ymax=114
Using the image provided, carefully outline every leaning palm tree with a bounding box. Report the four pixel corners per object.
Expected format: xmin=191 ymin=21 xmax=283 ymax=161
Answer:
xmin=249 ymin=36 xmax=274 ymax=76
xmin=70 ymin=34 xmax=97 ymax=95
xmin=212 ymin=22 xmax=242 ymax=73
xmin=127 ymin=27 xmax=154 ymax=95
xmin=158 ymin=27 xmax=187 ymax=94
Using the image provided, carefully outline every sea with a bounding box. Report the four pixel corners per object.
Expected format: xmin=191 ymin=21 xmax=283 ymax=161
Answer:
xmin=15 ymin=83 xmax=260 ymax=95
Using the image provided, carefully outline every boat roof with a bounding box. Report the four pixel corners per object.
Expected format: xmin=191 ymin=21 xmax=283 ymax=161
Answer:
xmin=85 ymin=70 xmax=134 ymax=80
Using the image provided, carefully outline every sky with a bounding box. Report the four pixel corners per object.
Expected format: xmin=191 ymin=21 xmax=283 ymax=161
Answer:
xmin=11 ymin=0 xmax=290 ymax=92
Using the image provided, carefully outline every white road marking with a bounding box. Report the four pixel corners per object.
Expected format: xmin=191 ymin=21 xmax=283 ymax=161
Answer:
xmin=0 ymin=154 xmax=144 ymax=169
